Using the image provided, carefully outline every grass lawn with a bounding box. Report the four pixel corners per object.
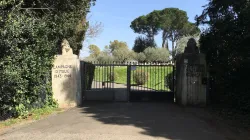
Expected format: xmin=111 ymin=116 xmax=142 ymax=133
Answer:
xmin=94 ymin=66 xmax=173 ymax=91
xmin=0 ymin=107 xmax=63 ymax=131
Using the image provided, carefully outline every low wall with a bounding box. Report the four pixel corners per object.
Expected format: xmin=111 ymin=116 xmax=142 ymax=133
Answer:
xmin=84 ymin=89 xmax=128 ymax=102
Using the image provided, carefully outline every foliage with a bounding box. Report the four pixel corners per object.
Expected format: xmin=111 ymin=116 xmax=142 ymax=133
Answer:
xmin=143 ymin=48 xmax=158 ymax=62
xmin=107 ymin=72 xmax=118 ymax=82
xmin=102 ymin=40 xmax=132 ymax=63
xmin=158 ymin=8 xmax=200 ymax=54
xmin=82 ymin=56 xmax=97 ymax=62
xmin=196 ymin=0 xmax=250 ymax=113
xmin=96 ymin=53 xmax=114 ymax=63
xmin=136 ymin=53 xmax=146 ymax=63
xmin=112 ymin=48 xmax=132 ymax=63
xmin=133 ymin=70 xmax=149 ymax=85
xmin=155 ymin=48 xmax=170 ymax=62
xmin=175 ymin=34 xmax=200 ymax=55
xmin=88 ymin=44 xmax=101 ymax=58
xmin=143 ymin=48 xmax=170 ymax=62
xmin=165 ymin=72 xmax=174 ymax=91
xmin=132 ymin=36 xmax=156 ymax=53
xmin=129 ymin=51 xmax=138 ymax=60
xmin=131 ymin=8 xmax=200 ymax=55
xmin=130 ymin=13 xmax=160 ymax=41
xmin=108 ymin=40 xmax=129 ymax=52
xmin=0 ymin=0 xmax=94 ymax=118
xmin=0 ymin=13 xmax=57 ymax=118
xmin=85 ymin=21 xmax=103 ymax=39
xmin=103 ymin=45 xmax=112 ymax=55
xmin=1 ymin=0 xmax=96 ymax=55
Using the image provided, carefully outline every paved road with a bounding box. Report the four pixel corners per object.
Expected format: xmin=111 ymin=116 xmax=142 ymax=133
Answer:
xmin=0 ymin=103 xmax=246 ymax=140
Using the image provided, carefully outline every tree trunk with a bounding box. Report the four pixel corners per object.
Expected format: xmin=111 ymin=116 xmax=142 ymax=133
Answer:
xmin=166 ymin=39 xmax=169 ymax=51
xmin=172 ymin=41 xmax=175 ymax=58
xmin=162 ymin=31 xmax=169 ymax=51
xmin=162 ymin=32 xmax=166 ymax=48
xmin=148 ymin=34 xmax=154 ymax=44
xmin=162 ymin=38 xmax=166 ymax=48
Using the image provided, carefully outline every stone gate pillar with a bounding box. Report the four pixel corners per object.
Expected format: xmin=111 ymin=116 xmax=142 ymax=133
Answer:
xmin=175 ymin=38 xmax=208 ymax=106
xmin=52 ymin=39 xmax=82 ymax=108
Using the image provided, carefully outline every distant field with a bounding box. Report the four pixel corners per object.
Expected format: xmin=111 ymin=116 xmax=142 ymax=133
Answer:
xmin=94 ymin=66 xmax=173 ymax=91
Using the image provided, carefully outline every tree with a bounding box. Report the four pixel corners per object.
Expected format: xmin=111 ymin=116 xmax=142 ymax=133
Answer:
xmin=103 ymin=45 xmax=112 ymax=55
xmin=158 ymin=8 xmax=200 ymax=54
xmin=85 ymin=21 xmax=103 ymax=39
xmin=155 ymin=48 xmax=170 ymax=62
xmin=109 ymin=40 xmax=128 ymax=52
xmin=143 ymin=48 xmax=158 ymax=62
xmin=130 ymin=51 xmax=137 ymax=60
xmin=101 ymin=40 xmax=131 ymax=63
xmin=132 ymin=36 xmax=157 ymax=53
xmin=88 ymin=44 xmax=100 ymax=58
xmin=112 ymin=48 xmax=132 ymax=63
xmin=131 ymin=8 xmax=200 ymax=56
xmin=96 ymin=53 xmax=114 ymax=63
xmin=196 ymin=0 xmax=250 ymax=112
xmin=136 ymin=53 xmax=146 ymax=62
xmin=130 ymin=12 xmax=160 ymax=42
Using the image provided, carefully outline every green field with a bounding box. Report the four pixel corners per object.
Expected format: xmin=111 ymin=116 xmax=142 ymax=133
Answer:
xmin=94 ymin=66 xmax=173 ymax=91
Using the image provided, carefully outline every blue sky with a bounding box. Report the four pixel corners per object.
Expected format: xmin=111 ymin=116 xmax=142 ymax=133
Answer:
xmin=80 ymin=0 xmax=209 ymax=58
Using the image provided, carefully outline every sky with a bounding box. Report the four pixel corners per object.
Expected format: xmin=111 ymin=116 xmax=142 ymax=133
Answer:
xmin=80 ymin=0 xmax=209 ymax=58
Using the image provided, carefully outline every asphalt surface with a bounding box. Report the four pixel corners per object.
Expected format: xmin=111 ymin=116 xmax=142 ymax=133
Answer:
xmin=0 ymin=102 xmax=244 ymax=140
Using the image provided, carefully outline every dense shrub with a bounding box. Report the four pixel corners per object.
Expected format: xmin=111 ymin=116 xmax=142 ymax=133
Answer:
xmin=133 ymin=70 xmax=149 ymax=85
xmin=0 ymin=14 xmax=58 ymax=118
xmin=136 ymin=53 xmax=146 ymax=62
xmin=155 ymin=48 xmax=170 ymax=62
xmin=112 ymin=48 xmax=132 ymax=63
xmin=143 ymin=48 xmax=158 ymax=62
xmin=143 ymin=47 xmax=170 ymax=62
xmin=165 ymin=72 xmax=174 ymax=91
xmin=196 ymin=0 xmax=250 ymax=114
xmin=96 ymin=53 xmax=114 ymax=63
xmin=0 ymin=0 xmax=94 ymax=119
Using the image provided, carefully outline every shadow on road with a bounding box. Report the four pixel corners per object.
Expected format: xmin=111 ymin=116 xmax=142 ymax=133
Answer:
xmin=79 ymin=102 xmax=225 ymax=140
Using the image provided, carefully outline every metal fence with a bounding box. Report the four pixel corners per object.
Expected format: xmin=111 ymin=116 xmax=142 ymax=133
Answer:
xmin=81 ymin=61 xmax=175 ymax=102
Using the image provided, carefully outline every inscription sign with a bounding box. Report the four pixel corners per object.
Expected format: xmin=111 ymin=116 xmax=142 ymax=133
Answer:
xmin=186 ymin=65 xmax=205 ymax=77
xmin=53 ymin=65 xmax=73 ymax=79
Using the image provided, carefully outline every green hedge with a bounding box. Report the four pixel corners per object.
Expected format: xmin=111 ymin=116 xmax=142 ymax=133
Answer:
xmin=133 ymin=70 xmax=149 ymax=85
xmin=0 ymin=14 xmax=58 ymax=118
xmin=0 ymin=0 xmax=94 ymax=119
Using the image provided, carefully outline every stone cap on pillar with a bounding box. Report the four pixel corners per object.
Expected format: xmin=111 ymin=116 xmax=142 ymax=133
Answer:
xmin=184 ymin=38 xmax=199 ymax=54
xmin=55 ymin=39 xmax=78 ymax=59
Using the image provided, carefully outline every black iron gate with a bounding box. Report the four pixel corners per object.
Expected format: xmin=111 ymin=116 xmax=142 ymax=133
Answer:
xmin=81 ymin=61 xmax=175 ymax=102
xmin=128 ymin=63 xmax=175 ymax=102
